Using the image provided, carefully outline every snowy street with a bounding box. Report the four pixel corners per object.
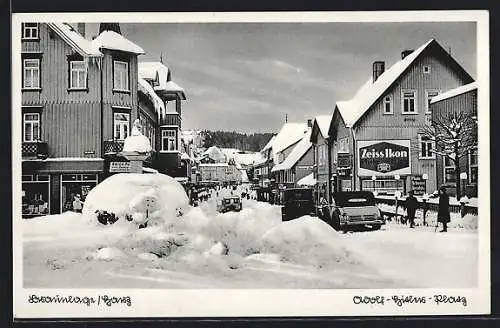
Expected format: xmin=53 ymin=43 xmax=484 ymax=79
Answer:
xmin=23 ymin=178 xmax=478 ymax=289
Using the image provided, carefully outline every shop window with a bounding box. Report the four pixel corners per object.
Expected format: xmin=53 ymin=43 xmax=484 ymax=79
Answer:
xmin=425 ymin=90 xmax=439 ymax=114
xmin=61 ymin=174 xmax=98 ymax=212
xmin=113 ymin=112 xmax=130 ymax=140
xmin=23 ymin=113 xmax=40 ymax=142
xmin=22 ymin=23 xmax=39 ymax=40
xmin=383 ymin=96 xmax=393 ymax=114
xmin=469 ymin=147 xmax=478 ymax=184
xmin=402 ymin=90 xmax=417 ymax=114
xmin=22 ymin=174 xmax=50 ymax=217
xmin=419 ymin=135 xmax=435 ymax=159
xmin=23 ymin=58 xmax=40 ymax=89
xmin=70 ymin=60 xmax=87 ymax=89
xmin=162 ymin=129 xmax=177 ymax=151
xmin=443 ymin=156 xmax=456 ymax=184
xmin=113 ymin=60 xmax=129 ymax=91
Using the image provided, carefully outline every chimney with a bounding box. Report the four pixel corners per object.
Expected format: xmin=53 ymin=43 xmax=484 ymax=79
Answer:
xmin=77 ymin=23 xmax=85 ymax=37
xmin=372 ymin=61 xmax=385 ymax=82
xmin=401 ymin=49 xmax=414 ymax=59
xmin=307 ymin=119 xmax=313 ymax=128
xmin=99 ymin=23 xmax=121 ymax=35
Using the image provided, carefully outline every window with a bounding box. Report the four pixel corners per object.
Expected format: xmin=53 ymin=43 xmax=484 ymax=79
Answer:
xmin=318 ymin=144 xmax=327 ymax=165
xmin=113 ymin=113 xmax=130 ymax=140
xmin=383 ymin=96 xmax=393 ymax=114
xmin=423 ymin=65 xmax=431 ymax=74
xmin=425 ymin=90 xmax=439 ymax=113
xmin=23 ymin=59 xmax=40 ymax=89
xmin=339 ymin=138 xmax=349 ymax=153
xmin=22 ymin=23 xmax=38 ymax=40
xmin=23 ymin=113 xmax=40 ymax=142
xmin=402 ymin=90 xmax=417 ymax=114
xmin=113 ymin=61 xmax=129 ymax=91
xmin=443 ymin=156 xmax=456 ymax=184
xmin=70 ymin=61 xmax=87 ymax=89
xmin=162 ymin=129 xmax=177 ymax=151
xmin=469 ymin=147 xmax=478 ymax=184
xmin=419 ymin=135 xmax=435 ymax=159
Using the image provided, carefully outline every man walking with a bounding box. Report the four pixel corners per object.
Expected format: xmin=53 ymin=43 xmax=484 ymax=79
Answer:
xmin=438 ymin=186 xmax=450 ymax=232
xmin=405 ymin=190 xmax=418 ymax=228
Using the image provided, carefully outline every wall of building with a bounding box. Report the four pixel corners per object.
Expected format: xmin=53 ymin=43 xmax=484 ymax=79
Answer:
xmin=345 ymin=49 xmax=472 ymax=194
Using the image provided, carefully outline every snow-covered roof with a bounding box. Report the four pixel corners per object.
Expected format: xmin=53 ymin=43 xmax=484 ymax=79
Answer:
xmin=430 ymin=81 xmax=478 ymax=104
xmin=202 ymin=146 xmax=227 ymax=162
xmin=272 ymin=129 xmax=312 ymax=172
xmin=92 ymin=30 xmax=144 ymax=55
xmin=139 ymin=62 xmax=169 ymax=88
xmin=233 ymin=152 xmax=263 ymax=166
xmin=314 ymin=115 xmax=333 ymax=138
xmin=273 ymin=122 xmax=309 ymax=154
xmin=336 ymin=39 xmax=434 ymax=128
xmin=297 ymin=172 xmax=317 ymax=186
xmin=138 ymin=78 xmax=165 ymax=116
xmin=261 ymin=135 xmax=276 ymax=152
xmin=166 ymin=81 xmax=185 ymax=93
xmin=47 ymin=23 xmax=102 ymax=57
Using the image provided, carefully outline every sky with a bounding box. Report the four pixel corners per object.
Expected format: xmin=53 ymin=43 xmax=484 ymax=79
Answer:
xmin=86 ymin=22 xmax=476 ymax=133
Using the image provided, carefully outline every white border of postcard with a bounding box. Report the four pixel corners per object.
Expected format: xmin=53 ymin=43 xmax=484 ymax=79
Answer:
xmin=12 ymin=10 xmax=490 ymax=318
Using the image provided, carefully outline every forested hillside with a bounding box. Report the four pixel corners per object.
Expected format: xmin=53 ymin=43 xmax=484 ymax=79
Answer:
xmin=202 ymin=130 xmax=274 ymax=152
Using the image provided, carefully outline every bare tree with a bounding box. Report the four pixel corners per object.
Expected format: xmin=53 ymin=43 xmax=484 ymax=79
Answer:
xmin=419 ymin=108 xmax=477 ymax=200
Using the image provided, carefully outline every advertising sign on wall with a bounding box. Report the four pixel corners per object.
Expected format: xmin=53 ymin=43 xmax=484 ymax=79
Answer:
xmin=411 ymin=175 xmax=426 ymax=195
xmin=109 ymin=162 xmax=131 ymax=173
xmin=357 ymin=140 xmax=411 ymax=177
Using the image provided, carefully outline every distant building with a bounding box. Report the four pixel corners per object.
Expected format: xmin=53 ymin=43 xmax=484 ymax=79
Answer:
xmin=198 ymin=162 xmax=242 ymax=184
xmin=310 ymin=115 xmax=333 ymax=203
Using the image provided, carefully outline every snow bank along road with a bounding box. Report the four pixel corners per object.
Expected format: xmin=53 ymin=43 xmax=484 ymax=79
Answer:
xmin=22 ymin=198 xmax=478 ymax=289
xmin=22 ymin=175 xmax=478 ymax=289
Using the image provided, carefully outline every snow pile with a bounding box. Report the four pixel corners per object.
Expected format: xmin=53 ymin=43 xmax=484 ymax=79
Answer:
xmin=259 ymin=216 xmax=356 ymax=270
xmin=83 ymin=173 xmax=189 ymax=225
xmin=90 ymin=247 xmax=127 ymax=261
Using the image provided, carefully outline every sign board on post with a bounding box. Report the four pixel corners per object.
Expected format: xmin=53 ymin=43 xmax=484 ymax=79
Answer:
xmin=109 ymin=161 xmax=131 ymax=173
xmin=411 ymin=175 xmax=426 ymax=195
xmin=357 ymin=140 xmax=411 ymax=177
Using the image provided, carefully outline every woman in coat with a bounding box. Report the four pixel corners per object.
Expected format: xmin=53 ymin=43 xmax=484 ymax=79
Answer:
xmin=437 ymin=186 xmax=451 ymax=232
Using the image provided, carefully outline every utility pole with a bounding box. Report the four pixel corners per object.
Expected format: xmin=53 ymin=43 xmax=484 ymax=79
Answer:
xmin=285 ymin=113 xmax=288 ymax=123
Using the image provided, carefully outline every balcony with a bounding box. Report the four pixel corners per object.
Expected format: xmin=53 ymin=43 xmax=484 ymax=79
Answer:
xmin=159 ymin=113 xmax=181 ymax=127
xmin=103 ymin=140 xmax=124 ymax=155
xmin=22 ymin=141 xmax=48 ymax=159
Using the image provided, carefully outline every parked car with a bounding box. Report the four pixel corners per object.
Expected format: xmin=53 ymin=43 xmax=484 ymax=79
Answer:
xmin=217 ymin=196 xmax=242 ymax=213
xmin=328 ymin=191 xmax=384 ymax=231
xmin=281 ymin=188 xmax=315 ymax=221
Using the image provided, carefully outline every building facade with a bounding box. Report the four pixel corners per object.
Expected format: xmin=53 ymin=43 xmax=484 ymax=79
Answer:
xmin=21 ymin=22 xmax=144 ymax=217
xmin=198 ymin=163 xmax=242 ymax=184
xmin=327 ymin=39 xmax=474 ymax=199
xmin=310 ymin=115 xmax=333 ymax=204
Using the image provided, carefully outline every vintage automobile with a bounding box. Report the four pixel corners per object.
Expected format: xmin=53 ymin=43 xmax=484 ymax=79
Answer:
xmin=281 ymin=188 xmax=315 ymax=221
xmin=328 ymin=191 xmax=384 ymax=231
xmin=217 ymin=196 xmax=242 ymax=213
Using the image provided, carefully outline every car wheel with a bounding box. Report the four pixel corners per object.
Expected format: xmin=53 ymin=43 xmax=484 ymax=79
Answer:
xmin=371 ymin=224 xmax=381 ymax=231
xmin=331 ymin=213 xmax=341 ymax=231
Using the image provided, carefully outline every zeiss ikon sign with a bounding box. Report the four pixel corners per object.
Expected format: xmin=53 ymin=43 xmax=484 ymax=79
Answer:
xmin=357 ymin=140 xmax=411 ymax=176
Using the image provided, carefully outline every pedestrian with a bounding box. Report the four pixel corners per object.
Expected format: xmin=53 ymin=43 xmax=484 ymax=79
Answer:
xmin=437 ymin=185 xmax=450 ymax=232
xmin=73 ymin=194 xmax=83 ymax=213
xmin=405 ymin=190 xmax=418 ymax=228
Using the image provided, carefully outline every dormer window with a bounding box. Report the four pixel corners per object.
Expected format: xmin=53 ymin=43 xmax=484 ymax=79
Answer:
xmin=22 ymin=23 xmax=39 ymax=40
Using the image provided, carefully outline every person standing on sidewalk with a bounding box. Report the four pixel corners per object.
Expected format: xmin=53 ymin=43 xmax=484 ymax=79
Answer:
xmin=437 ymin=186 xmax=450 ymax=232
xmin=405 ymin=190 xmax=418 ymax=228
